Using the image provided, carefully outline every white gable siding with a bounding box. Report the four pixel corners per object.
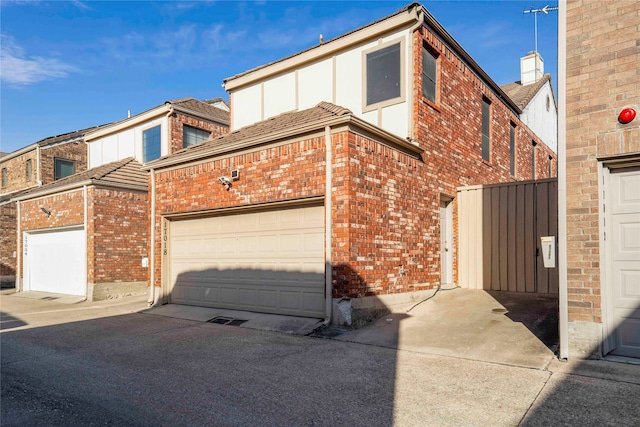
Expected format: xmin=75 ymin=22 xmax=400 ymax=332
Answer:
xmin=520 ymin=82 xmax=558 ymax=153
xmin=232 ymin=85 xmax=262 ymax=130
xmin=88 ymin=116 xmax=168 ymax=168
xmin=229 ymin=27 xmax=411 ymax=140
xmin=263 ymin=73 xmax=296 ymax=119
xmin=298 ymin=59 xmax=333 ymax=110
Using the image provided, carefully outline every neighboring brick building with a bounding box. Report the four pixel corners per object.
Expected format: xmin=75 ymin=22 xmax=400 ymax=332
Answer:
xmin=85 ymin=97 xmax=229 ymax=168
xmin=1 ymin=126 xmax=104 ymax=286
xmin=561 ymin=0 xmax=640 ymax=359
xmin=14 ymin=158 xmax=149 ymax=300
xmin=144 ymin=3 xmax=556 ymax=324
xmin=10 ymin=97 xmax=230 ymax=299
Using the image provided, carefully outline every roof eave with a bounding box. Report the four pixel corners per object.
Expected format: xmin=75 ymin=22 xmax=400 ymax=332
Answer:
xmin=14 ymin=179 xmax=148 ymax=202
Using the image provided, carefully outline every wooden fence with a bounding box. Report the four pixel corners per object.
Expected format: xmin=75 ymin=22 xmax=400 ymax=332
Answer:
xmin=457 ymin=178 xmax=558 ymax=294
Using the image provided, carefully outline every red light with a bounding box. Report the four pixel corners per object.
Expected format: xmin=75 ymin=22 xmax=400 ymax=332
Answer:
xmin=618 ymin=108 xmax=636 ymax=124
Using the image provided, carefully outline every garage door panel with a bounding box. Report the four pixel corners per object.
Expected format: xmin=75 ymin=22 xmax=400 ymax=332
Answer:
xmin=609 ymin=168 xmax=640 ymax=358
xmin=169 ymin=205 xmax=325 ymax=318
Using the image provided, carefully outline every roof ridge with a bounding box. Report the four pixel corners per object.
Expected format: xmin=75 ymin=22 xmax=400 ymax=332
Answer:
xmin=315 ymin=101 xmax=352 ymax=116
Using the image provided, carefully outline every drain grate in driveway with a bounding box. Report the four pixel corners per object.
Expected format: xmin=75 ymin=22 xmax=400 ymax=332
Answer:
xmin=207 ymin=317 xmax=247 ymax=326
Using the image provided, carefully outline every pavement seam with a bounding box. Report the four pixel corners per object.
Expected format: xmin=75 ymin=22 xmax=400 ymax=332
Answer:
xmin=517 ymin=370 xmax=553 ymax=426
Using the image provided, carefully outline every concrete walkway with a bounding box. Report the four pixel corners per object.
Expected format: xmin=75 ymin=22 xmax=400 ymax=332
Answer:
xmin=2 ymin=289 xmax=639 ymax=426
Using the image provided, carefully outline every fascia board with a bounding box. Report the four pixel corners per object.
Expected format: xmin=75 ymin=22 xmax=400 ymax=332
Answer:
xmin=85 ymin=105 xmax=170 ymax=141
xmin=224 ymin=8 xmax=419 ymax=91
xmin=14 ymin=179 xmax=148 ymax=201
xmin=0 ymin=144 xmax=37 ymax=162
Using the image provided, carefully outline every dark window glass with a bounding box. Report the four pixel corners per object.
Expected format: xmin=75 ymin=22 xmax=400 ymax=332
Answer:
xmin=183 ymin=125 xmax=211 ymax=148
xmin=143 ymin=125 xmax=161 ymax=162
xmin=366 ymin=43 xmax=401 ymax=105
xmin=26 ymin=159 xmax=33 ymax=180
xmin=422 ymin=46 xmax=437 ymax=103
xmin=481 ymin=98 xmax=491 ymax=161
xmin=1 ymin=168 xmax=6 ymax=187
xmin=510 ymin=124 xmax=516 ymax=176
xmin=54 ymin=159 xmax=75 ymax=180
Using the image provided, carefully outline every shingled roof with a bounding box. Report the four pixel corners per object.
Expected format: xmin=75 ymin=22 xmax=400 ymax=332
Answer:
xmin=501 ymin=74 xmax=553 ymax=110
xmin=147 ymin=102 xmax=353 ymax=166
xmin=168 ymin=97 xmax=230 ymax=124
xmin=15 ymin=158 xmax=147 ymax=200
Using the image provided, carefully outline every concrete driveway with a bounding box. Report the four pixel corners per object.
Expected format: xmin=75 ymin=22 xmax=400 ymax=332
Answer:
xmin=329 ymin=288 xmax=559 ymax=370
xmin=2 ymin=288 xmax=639 ymax=427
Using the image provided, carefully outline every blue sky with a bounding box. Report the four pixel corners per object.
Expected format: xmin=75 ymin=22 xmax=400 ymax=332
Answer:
xmin=0 ymin=0 xmax=558 ymax=154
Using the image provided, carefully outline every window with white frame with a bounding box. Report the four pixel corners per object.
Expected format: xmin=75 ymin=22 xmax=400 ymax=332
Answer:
xmin=143 ymin=125 xmax=161 ymax=163
xmin=364 ymin=41 xmax=403 ymax=108
xmin=54 ymin=158 xmax=75 ymax=180
xmin=183 ymin=125 xmax=211 ymax=148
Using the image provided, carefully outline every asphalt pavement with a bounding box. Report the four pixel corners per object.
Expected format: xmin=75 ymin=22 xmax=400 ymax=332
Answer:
xmin=1 ymin=289 xmax=639 ymax=426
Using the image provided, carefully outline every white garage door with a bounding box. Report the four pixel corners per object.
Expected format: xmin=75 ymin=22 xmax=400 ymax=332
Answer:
xmin=23 ymin=228 xmax=86 ymax=296
xmin=168 ymin=205 xmax=325 ymax=318
xmin=608 ymin=167 xmax=640 ymax=358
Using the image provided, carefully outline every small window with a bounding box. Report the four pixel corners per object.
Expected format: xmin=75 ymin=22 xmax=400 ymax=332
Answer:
xmin=183 ymin=125 xmax=211 ymax=148
xmin=548 ymin=155 xmax=553 ymax=178
xmin=26 ymin=159 xmax=33 ymax=181
xmin=1 ymin=168 xmax=7 ymax=187
xmin=365 ymin=42 xmax=402 ymax=107
xmin=531 ymin=141 xmax=537 ymax=180
xmin=422 ymin=45 xmax=438 ymax=103
xmin=54 ymin=158 xmax=75 ymax=180
xmin=481 ymin=97 xmax=491 ymax=162
xmin=509 ymin=123 xmax=516 ymax=176
xmin=143 ymin=125 xmax=161 ymax=163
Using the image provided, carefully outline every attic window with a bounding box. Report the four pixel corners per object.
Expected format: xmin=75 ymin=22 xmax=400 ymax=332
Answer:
xmin=26 ymin=159 xmax=33 ymax=181
xmin=143 ymin=125 xmax=161 ymax=163
xmin=1 ymin=168 xmax=6 ymax=187
xmin=183 ymin=125 xmax=211 ymax=148
xmin=54 ymin=158 xmax=75 ymax=180
xmin=546 ymin=95 xmax=550 ymax=111
xmin=422 ymin=45 xmax=438 ymax=104
xmin=364 ymin=39 xmax=405 ymax=110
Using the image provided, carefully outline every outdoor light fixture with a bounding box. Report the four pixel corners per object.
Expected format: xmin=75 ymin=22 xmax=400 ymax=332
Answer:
xmin=40 ymin=206 xmax=51 ymax=217
xmin=618 ymin=107 xmax=636 ymax=124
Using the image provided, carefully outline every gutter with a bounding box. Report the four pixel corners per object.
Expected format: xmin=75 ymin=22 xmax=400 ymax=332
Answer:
xmin=407 ymin=8 xmax=424 ymax=140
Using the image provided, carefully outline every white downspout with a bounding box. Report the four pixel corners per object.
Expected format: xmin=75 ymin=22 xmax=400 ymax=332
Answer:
xmin=36 ymin=145 xmax=41 ymax=184
xmin=16 ymin=200 xmax=21 ymax=291
xmin=324 ymin=126 xmax=333 ymax=325
xmin=407 ymin=8 xmax=424 ymax=140
xmin=165 ymin=107 xmax=174 ymax=156
xmin=557 ymin=1 xmax=569 ymax=360
xmin=148 ymin=168 xmax=157 ymax=305
xmin=83 ymin=184 xmax=89 ymax=302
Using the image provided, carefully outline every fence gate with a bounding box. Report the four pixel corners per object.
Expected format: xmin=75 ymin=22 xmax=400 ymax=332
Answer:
xmin=457 ymin=178 xmax=558 ymax=294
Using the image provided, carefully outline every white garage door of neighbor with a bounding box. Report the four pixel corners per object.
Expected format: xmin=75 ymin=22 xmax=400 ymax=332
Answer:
xmin=169 ymin=205 xmax=325 ymax=318
xmin=24 ymin=228 xmax=86 ymax=296
xmin=608 ymin=167 xmax=640 ymax=358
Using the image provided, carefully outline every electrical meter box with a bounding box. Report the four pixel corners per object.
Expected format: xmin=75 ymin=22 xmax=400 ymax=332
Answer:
xmin=540 ymin=236 xmax=556 ymax=268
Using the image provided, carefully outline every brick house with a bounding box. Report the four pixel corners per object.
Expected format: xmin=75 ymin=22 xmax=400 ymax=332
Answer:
xmin=559 ymin=1 xmax=640 ymax=359
xmin=12 ymin=98 xmax=230 ymax=300
xmin=1 ymin=126 xmax=105 ymax=286
xmin=144 ymin=3 xmax=556 ymax=324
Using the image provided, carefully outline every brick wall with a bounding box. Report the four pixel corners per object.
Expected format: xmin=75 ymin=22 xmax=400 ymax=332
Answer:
xmin=413 ymin=27 xmax=557 ymax=285
xmin=152 ymin=138 xmax=326 ymax=288
xmin=566 ymin=0 xmax=640 ymax=324
xmin=88 ymin=187 xmax=148 ymax=284
xmin=0 ymin=201 xmax=17 ymax=282
xmin=168 ymin=113 xmax=229 ymax=154
xmin=0 ymin=150 xmax=38 ymax=195
xmin=39 ymin=141 xmax=87 ymax=184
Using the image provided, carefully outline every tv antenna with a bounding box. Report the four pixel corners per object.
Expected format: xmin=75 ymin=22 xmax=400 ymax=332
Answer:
xmin=523 ymin=5 xmax=558 ymax=54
